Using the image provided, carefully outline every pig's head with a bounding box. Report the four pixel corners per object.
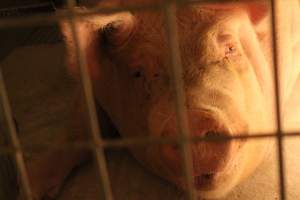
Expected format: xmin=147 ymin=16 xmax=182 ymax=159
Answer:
xmin=61 ymin=1 xmax=280 ymax=199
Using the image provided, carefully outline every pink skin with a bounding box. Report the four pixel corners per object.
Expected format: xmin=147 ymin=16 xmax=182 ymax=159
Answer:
xmin=63 ymin=4 xmax=274 ymax=198
xmin=20 ymin=1 xmax=300 ymax=200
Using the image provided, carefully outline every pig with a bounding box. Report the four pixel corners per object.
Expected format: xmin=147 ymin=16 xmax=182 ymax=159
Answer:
xmin=19 ymin=0 xmax=300 ymax=199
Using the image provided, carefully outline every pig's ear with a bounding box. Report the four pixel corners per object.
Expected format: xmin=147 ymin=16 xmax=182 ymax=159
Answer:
xmin=244 ymin=3 xmax=270 ymax=25
xmin=59 ymin=8 xmax=135 ymax=78
xmin=99 ymin=14 xmax=136 ymax=48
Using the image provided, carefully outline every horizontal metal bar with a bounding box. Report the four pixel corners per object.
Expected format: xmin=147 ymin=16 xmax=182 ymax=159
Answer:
xmin=1 ymin=131 xmax=299 ymax=155
xmin=0 ymin=0 xmax=263 ymax=28
xmin=0 ymin=2 xmax=163 ymax=28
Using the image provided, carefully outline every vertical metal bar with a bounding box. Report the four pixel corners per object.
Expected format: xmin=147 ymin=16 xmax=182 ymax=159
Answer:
xmin=0 ymin=68 xmax=33 ymax=200
xmin=163 ymin=2 xmax=197 ymax=200
xmin=65 ymin=1 xmax=113 ymax=199
xmin=270 ymin=0 xmax=286 ymax=199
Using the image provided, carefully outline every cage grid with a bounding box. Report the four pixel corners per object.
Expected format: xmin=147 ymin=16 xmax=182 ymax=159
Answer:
xmin=0 ymin=70 xmax=32 ymax=199
xmin=64 ymin=0 xmax=114 ymax=199
xmin=0 ymin=0 xmax=299 ymax=200
xmin=269 ymin=1 xmax=285 ymax=199
xmin=164 ymin=3 xmax=196 ymax=199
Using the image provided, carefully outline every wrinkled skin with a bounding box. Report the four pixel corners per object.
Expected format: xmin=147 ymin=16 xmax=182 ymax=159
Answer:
xmin=20 ymin=0 xmax=300 ymax=199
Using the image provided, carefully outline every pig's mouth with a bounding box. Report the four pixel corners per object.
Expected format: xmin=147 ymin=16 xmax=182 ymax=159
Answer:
xmin=171 ymin=144 xmax=243 ymax=194
xmin=168 ymin=159 xmax=241 ymax=195
xmin=158 ymin=111 xmax=247 ymax=193
xmin=192 ymin=156 xmax=239 ymax=191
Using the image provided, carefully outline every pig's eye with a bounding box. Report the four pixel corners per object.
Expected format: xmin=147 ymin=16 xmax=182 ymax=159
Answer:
xmin=225 ymin=43 xmax=238 ymax=58
xmin=133 ymin=70 xmax=142 ymax=78
xmin=131 ymin=67 xmax=145 ymax=78
xmin=218 ymin=34 xmax=239 ymax=58
xmin=154 ymin=73 xmax=159 ymax=78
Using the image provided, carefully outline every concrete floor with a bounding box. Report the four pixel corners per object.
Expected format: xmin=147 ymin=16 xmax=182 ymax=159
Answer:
xmin=1 ymin=44 xmax=300 ymax=200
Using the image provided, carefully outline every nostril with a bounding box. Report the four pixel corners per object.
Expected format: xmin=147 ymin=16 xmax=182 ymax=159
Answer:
xmin=205 ymin=130 xmax=220 ymax=137
xmin=203 ymin=130 xmax=227 ymax=141
xmin=202 ymin=173 xmax=214 ymax=180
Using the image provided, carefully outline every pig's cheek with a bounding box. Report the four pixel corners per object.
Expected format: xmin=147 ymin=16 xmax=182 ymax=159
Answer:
xmin=147 ymin=95 xmax=174 ymax=137
xmin=239 ymin=21 xmax=274 ymax=100
xmin=238 ymin=139 xmax=273 ymax=182
xmin=85 ymin=42 xmax=101 ymax=79
xmin=101 ymin=73 xmax=158 ymax=139
xmin=129 ymin=78 xmax=155 ymax=115
xmin=236 ymin=59 xmax=275 ymax=132
xmin=128 ymin=144 xmax=179 ymax=183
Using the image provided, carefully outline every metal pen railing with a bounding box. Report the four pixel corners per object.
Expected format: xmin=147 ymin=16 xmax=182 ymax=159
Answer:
xmin=0 ymin=0 xmax=297 ymax=200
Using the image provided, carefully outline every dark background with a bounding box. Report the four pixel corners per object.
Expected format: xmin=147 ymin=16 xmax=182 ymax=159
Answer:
xmin=0 ymin=0 xmax=64 ymax=62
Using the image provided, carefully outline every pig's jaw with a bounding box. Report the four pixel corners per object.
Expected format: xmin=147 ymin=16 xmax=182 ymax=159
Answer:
xmin=161 ymin=138 xmax=272 ymax=199
xmin=154 ymin=141 xmax=243 ymax=199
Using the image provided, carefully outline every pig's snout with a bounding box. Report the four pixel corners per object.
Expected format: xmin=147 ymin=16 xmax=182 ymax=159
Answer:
xmin=161 ymin=110 xmax=245 ymax=189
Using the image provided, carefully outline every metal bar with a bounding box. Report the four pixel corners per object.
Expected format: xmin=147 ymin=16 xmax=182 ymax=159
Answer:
xmin=1 ymin=130 xmax=300 ymax=156
xmin=64 ymin=0 xmax=113 ymax=199
xmin=270 ymin=0 xmax=286 ymax=199
xmin=0 ymin=2 xmax=163 ymax=28
xmin=0 ymin=68 xmax=33 ymax=200
xmin=163 ymin=2 xmax=197 ymax=200
xmin=0 ymin=0 xmax=262 ymax=28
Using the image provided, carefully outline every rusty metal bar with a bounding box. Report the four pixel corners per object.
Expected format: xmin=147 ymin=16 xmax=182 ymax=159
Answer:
xmin=1 ymin=130 xmax=300 ymax=156
xmin=0 ymin=68 xmax=33 ymax=200
xmin=163 ymin=2 xmax=197 ymax=200
xmin=64 ymin=0 xmax=113 ymax=199
xmin=0 ymin=0 xmax=262 ymax=28
xmin=270 ymin=0 xmax=286 ymax=199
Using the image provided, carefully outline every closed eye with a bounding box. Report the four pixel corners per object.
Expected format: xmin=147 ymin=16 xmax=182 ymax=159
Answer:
xmin=218 ymin=34 xmax=240 ymax=58
xmin=225 ymin=43 xmax=238 ymax=57
xmin=133 ymin=70 xmax=143 ymax=78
